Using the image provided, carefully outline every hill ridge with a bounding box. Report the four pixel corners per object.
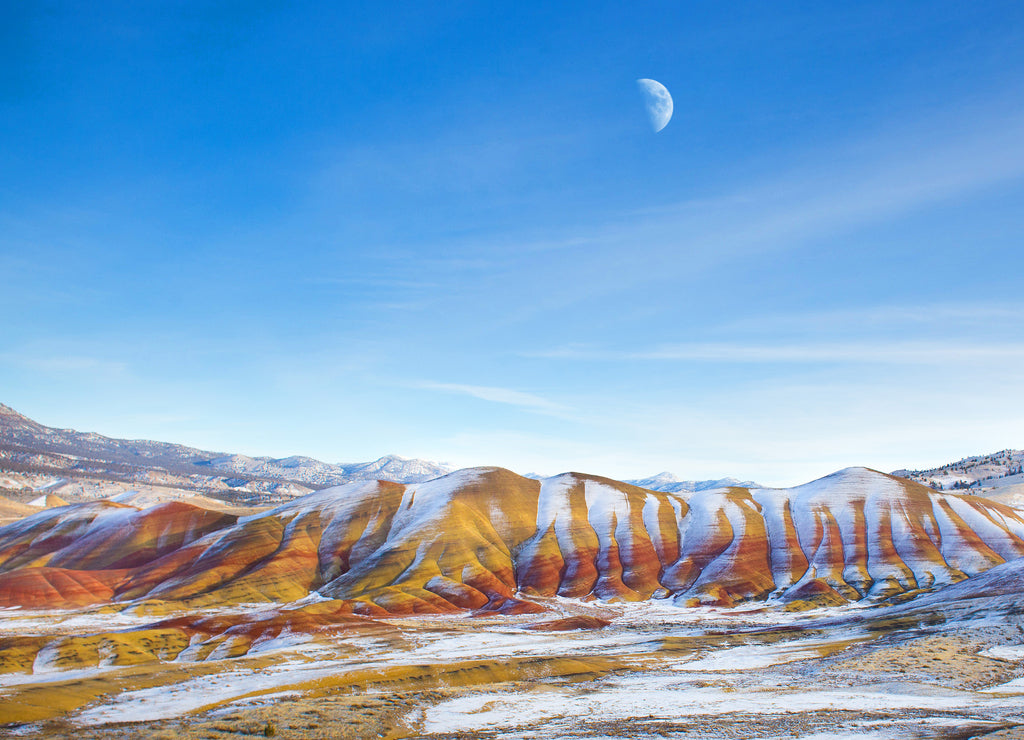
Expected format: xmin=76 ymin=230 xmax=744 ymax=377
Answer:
xmin=1 ymin=465 xmax=1022 ymax=616
xmin=0 ymin=403 xmax=452 ymax=503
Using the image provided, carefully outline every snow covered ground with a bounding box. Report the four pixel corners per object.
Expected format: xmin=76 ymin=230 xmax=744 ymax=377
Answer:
xmin=422 ymin=678 xmax=1024 ymax=736
xmin=3 ymin=590 xmax=1023 ymax=739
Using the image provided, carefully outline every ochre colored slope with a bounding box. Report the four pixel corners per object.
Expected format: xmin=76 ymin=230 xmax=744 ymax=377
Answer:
xmin=0 ymin=567 xmax=126 ymax=608
xmin=34 ymin=494 xmax=69 ymax=508
xmin=0 ymin=466 xmax=1023 ymax=612
xmin=0 ymin=494 xmax=39 ymax=520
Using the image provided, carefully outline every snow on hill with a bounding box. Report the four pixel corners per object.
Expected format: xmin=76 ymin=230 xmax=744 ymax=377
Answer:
xmin=626 ymin=472 xmax=760 ymax=493
xmin=0 ymin=403 xmax=452 ymax=501
xmin=194 ymin=452 xmax=451 ymax=487
xmin=337 ymin=454 xmax=451 ymax=483
xmin=893 ymin=449 xmax=1024 ymax=491
xmin=3 ymin=465 xmax=1023 ymax=614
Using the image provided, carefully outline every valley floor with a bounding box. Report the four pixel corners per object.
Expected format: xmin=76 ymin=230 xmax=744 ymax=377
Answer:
xmin=3 ymin=597 xmax=1024 ymax=739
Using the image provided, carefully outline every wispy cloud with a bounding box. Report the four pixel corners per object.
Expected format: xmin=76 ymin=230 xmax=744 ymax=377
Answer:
xmin=0 ymin=352 xmax=129 ymax=376
xmin=478 ymin=104 xmax=1024 ymax=323
xmin=716 ymin=302 xmax=1024 ymax=334
xmin=305 ymin=275 xmax=441 ymax=290
xmin=657 ymin=108 xmax=1024 ymax=257
xmin=534 ymin=341 xmax=1024 ymax=364
xmin=415 ymin=381 xmax=568 ymax=415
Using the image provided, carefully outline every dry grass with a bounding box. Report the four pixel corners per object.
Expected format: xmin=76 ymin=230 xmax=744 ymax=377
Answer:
xmin=833 ymin=634 xmax=1021 ymax=689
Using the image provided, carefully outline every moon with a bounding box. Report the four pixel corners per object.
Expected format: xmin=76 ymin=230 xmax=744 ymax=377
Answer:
xmin=636 ymin=78 xmax=673 ymax=132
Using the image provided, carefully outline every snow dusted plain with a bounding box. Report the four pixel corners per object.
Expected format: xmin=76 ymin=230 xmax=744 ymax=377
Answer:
xmin=3 ymin=590 xmax=1024 ymax=738
xmin=409 ymin=594 xmax=1024 ymax=738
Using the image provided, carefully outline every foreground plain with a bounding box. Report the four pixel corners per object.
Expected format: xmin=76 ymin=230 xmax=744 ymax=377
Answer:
xmin=4 ymin=588 xmax=1024 ymax=738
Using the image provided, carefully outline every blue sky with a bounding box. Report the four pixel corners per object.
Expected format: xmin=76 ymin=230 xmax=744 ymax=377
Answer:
xmin=3 ymin=2 xmax=1024 ymax=484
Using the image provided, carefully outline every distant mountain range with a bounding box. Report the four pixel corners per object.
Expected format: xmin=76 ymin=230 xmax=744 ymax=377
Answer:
xmin=0 ymin=403 xmax=450 ymax=503
xmin=190 ymin=452 xmax=452 ymax=489
xmin=2 ymin=401 xmax=1020 ymax=510
xmin=624 ymin=472 xmax=760 ymax=493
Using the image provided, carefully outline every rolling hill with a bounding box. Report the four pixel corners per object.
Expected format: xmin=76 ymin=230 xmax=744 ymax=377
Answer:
xmin=0 ymin=465 xmax=1021 ymax=615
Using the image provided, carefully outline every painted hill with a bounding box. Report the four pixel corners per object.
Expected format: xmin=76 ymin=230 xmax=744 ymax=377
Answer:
xmin=0 ymin=466 xmax=1021 ymax=614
